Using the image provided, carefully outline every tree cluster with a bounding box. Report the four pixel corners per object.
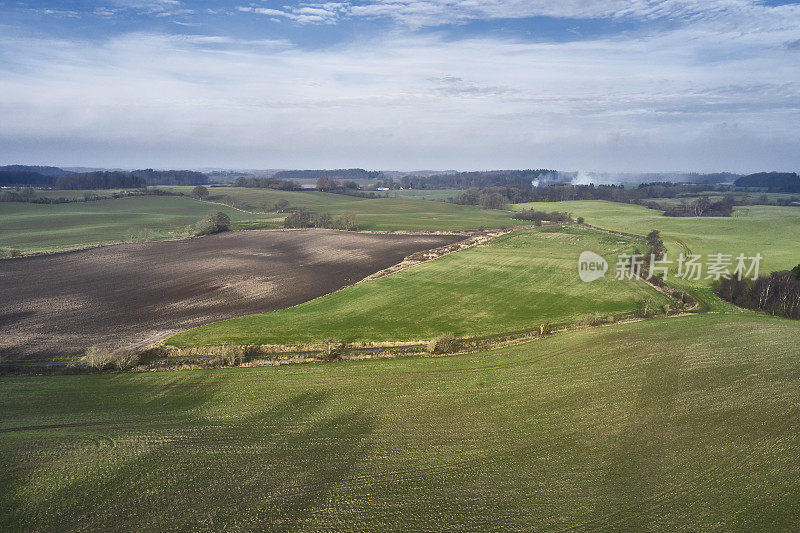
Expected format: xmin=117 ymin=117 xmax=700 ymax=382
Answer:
xmin=0 ymin=167 xmax=208 ymax=188
xmin=273 ymin=168 xmax=383 ymax=181
xmin=716 ymin=266 xmax=800 ymax=320
xmin=510 ymin=210 xmax=573 ymax=223
xmin=194 ymin=212 xmax=231 ymax=236
xmin=191 ymin=185 xmax=210 ymax=199
xmin=315 ymin=177 xmax=359 ymax=191
xmin=55 ymin=172 xmax=147 ymax=189
xmin=1 ymin=188 xmax=178 ymax=204
xmin=131 ymin=169 xmax=209 ymax=186
xmin=452 ymin=188 xmax=508 ymax=209
xmin=396 ymin=169 xmax=557 ymax=190
xmin=660 ymin=195 xmax=735 ymax=217
xmin=283 ymin=209 xmax=358 ymax=230
xmin=645 ymin=230 xmax=666 ymax=259
xmin=734 ymin=172 xmax=800 ymax=193
xmin=0 ymin=170 xmax=58 ymax=187
xmin=233 ymin=177 xmax=302 ymax=190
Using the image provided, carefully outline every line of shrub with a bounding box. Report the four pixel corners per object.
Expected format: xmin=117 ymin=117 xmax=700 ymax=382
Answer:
xmin=283 ymin=209 xmax=359 ymax=230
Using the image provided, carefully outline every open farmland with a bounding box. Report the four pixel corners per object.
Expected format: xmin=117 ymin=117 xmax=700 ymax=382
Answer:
xmin=0 ymin=196 xmax=281 ymax=255
xmin=389 ymin=189 xmax=463 ymax=201
xmin=0 ymin=190 xmax=518 ymax=255
xmin=511 ymin=201 xmax=800 ymax=276
xmin=164 ymin=186 xmax=517 ymax=230
xmin=184 ymin=186 xmax=367 ymax=212
xmin=322 ymin=197 xmax=516 ymax=230
xmin=642 ymin=191 xmax=800 ymax=208
xmin=167 ymin=226 xmax=671 ymax=348
xmin=0 ymin=230 xmax=462 ymax=359
xmin=0 ymin=188 xmax=133 ymax=201
xmin=512 ymin=201 xmax=800 ymax=309
xmin=3 ymin=313 xmax=799 ymax=530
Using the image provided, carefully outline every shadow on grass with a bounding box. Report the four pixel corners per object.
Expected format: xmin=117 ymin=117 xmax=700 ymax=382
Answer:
xmin=1 ymin=389 xmax=376 ymax=530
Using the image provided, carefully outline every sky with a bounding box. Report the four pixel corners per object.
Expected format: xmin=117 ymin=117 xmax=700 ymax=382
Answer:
xmin=1 ymin=1 xmax=799 ymax=172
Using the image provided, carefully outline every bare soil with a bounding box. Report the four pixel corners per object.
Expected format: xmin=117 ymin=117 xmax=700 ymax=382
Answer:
xmin=0 ymin=230 xmax=464 ymax=359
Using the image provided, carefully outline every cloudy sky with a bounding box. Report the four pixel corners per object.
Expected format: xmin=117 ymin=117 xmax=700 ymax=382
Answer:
xmin=1 ymin=1 xmax=799 ymax=171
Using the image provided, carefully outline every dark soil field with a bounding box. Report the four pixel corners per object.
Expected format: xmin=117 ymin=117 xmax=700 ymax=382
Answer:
xmin=0 ymin=230 xmax=463 ymax=359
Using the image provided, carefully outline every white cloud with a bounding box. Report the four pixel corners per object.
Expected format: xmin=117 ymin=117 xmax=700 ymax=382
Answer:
xmin=1 ymin=6 xmax=799 ymax=170
xmin=232 ymin=0 xmax=800 ymax=30
xmin=237 ymin=2 xmax=346 ymax=24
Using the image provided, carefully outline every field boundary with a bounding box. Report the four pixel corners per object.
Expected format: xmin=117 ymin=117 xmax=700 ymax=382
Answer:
xmin=1 ymin=223 xmax=699 ymax=374
xmin=2 ymin=307 xmax=699 ymax=375
xmin=358 ymin=227 xmax=514 ymax=282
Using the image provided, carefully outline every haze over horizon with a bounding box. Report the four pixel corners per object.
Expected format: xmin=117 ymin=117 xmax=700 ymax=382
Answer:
xmin=2 ymin=1 xmax=800 ymax=172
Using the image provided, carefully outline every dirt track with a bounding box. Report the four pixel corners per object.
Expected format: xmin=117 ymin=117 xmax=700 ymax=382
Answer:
xmin=0 ymin=230 xmax=464 ymax=359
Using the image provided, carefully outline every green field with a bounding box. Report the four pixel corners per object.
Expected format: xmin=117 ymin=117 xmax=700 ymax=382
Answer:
xmin=643 ymin=191 xmax=800 ymax=207
xmin=0 ymin=196 xmax=279 ymax=254
xmin=3 ymin=313 xmax=799 ymax=530
xmin=0 ymin=192 xmax=518 ymax=254
xmin=196 ymin=186 xmax=366 ymax=212
xmin=167 ymin=226 xmax=670 ymax=347
xmin=388 ymin=189 xmax=463 ymax=201
xmin=198 ymin=187 xmax=515 ymax=231
xmin=322 ymin=197 xmax=515 ymax=231
xmin=512 ymin=201 xmax=800 ymax=275
xmin=513 ymin=201 xmax=800 ymax=309
xmin=0 ymin=189 xmax=519 ymax=254
xmin=0 ymin=189 xmax=132 ymax=201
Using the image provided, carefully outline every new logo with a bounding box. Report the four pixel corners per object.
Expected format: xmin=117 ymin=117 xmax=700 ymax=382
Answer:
xmin=578 ymin=251 xmax=608 ymax=283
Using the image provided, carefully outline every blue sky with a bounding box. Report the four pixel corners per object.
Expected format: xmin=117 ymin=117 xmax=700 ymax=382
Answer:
xmin=1 ymin=1 xmax=799 ymax=171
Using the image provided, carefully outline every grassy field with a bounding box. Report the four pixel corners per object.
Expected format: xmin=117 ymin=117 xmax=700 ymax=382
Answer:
xmin=0 ymin=193 xmax=516 ymax=254
xmin=0 ymin=189 xmax=132 ymax=201
xmin=642 ymin=191 xmax=800 ymax=207
xmin=388 ymin=189 xmax=463 ymax=201
xmin=323 ymin=197 xmax=515 ymax=231
xmin=0 ymin=189 xmax=518 ymax=255
xmin=512 ymin=201 xmax=800 ymax=309
xmin=167 ymin=226 xmax=670 ymax=347
xmin=4 ymin=199 xmax=800 ymax=529
xmin=164 ymin=186 xmax=516 ymax=231
xmin=0 ymin=196 xmax=279 ymax=254
xmin=198 ymin=186 xmax=366 ymax=212
xmin=3 ymin=313 xmax=800 ymax=530
xmin=511 ymin=201 xmax=800 ymax=274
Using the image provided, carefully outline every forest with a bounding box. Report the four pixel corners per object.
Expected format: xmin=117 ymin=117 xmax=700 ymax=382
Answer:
xmin=232 ymin=176 xmax=302 ymax=190
xmin=395 ymin=169 xmax=557 ymax=190
xmin=0 ymin=167 xmax=208 ymax=188
xmin=54 ymin=172 xmax=147 ymax=189
xmin=716 ymin=266 xmax=800 ymax=320
xmin=734 ymin=172 xmax=800 ymax=192
xmin=272 ymin=168 xmax=384 ymax=181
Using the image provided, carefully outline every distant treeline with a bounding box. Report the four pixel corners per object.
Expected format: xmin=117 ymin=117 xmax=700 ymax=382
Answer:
xmin=679 ymin=172 xmax=741 ymax=185
xmin=54 ymin=171 xmax=147 ymax=189
xmin=273 ymin=168 xmax=384 ymax=181
xmin=131 ymin=169 xmax=208 ymax=186
xmin=452 ymin=180 xmax=800 ymax=217
xmin=0 ymin=165 xmax=72 ymax=177
xmin=283 ymin=209 xmax=359 ymax=231
xmin=655 ymin=196 xmax=735 ymax=217
xmin=717 ymin=266 xmax=800 ymax=320
xmin=0 ymin=166 xmax=208 ymax=188
xmin=1 ymin=188 xmax=180 ymax=204
xmin=511 ymin=210 xmax=573 ymax=224
xmin=392 ymin=170 xmax=740 ymax=190
xmin=395 ymin=169 xmax=558 ymax=190
xmin=734 ymin=172 xmax=800 ymax=193
xmin=0 ymin=170 xmax=57 ymax=187
xmin=452 ymin=182 xmax=725 ymax=209
xmin=233 ymin=177 xmax=303 ymax=190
